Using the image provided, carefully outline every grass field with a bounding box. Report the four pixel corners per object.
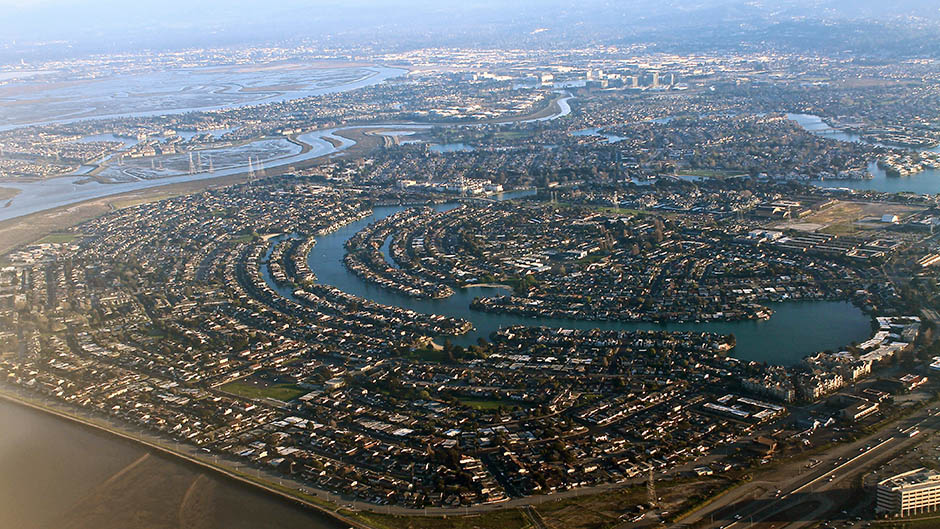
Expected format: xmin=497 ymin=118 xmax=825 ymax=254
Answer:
xmin=35 ymin=232 xmax=79 ymax=244
xmin=675 ymin=169 xmax=742 ymax=179
xmin=219 ymin=381 xmax=307 ymax=402
xmin=109 ymin=193 xmax=178 ymax=210
xmin=457 ymin=396 xmax=529 ymax=411
xmin=231 ymin=233 xmax=257 ymax=244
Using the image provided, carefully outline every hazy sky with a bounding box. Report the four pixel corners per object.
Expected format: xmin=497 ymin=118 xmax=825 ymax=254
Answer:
xmin=1 ymin=0 xmax=939 ymax=61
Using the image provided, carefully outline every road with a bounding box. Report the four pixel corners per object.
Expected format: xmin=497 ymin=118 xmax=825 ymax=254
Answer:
xmin=5 ymin=374 xmax=938 ymax=529
xmin=675 ymin=403 xmax=940 ymax=529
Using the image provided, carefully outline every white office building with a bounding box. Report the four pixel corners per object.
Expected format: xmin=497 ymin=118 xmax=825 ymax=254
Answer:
xmin=877 ymin=468 xmax=940 ymax=517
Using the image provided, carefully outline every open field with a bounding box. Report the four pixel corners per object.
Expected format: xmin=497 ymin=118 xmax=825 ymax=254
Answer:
xmin=35 ymin=232 xmax=80 ymax=244
xmin=108 ymin=192 xmax=179 ymax=210
xmin=806 ymin=201 xmax=923 ymax=224
xmin=775 ymin=200 xmax=925 ymax=234
xmin=535 ymin=477 xmax=725 ymax=529
xmin=456 ymin=397 xmax=530 ymax=411
xmin=220 ymin=381 xmax=307 ymax=402
xmin=675 ymin=169 xmax=743 ymax=179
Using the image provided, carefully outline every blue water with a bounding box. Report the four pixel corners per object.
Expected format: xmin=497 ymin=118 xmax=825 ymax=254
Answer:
xmin=787 ymin=113 xmax=940 ymax=195
xmin=430 ymin=143 xmax=475 ymax=153
xmin=296 ymin=192 xmax=872 ymax=366
xmin=571 ymin=127 xmax=628 ymax=143
xmin=0 ymin=65 xmax=408 ymax=131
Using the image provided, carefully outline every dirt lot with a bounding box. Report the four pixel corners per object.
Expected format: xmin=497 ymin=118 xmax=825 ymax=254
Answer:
xmin=774 ymin=201 xmax=925 ymax=235
xmin=351 ymin=476 xmax=727 ymax=529
xmin=532 ymin=477 xmax=727 ymax=529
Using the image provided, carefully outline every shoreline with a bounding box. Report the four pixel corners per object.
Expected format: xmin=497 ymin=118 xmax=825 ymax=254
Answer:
xmin=0 ymin=92 xmax=572 ymax=238
xmin=0 ymin=186 xmax=20 ymax=201
xmin=0 ymin=125 xmax=387 ymax=258
xmin=0 ymin=386 xmax=372 ymax=529
xmin=0 ymin=64 xmax=409 ymax=133
xmin=0 ymin=382 xmax=625 ymax=518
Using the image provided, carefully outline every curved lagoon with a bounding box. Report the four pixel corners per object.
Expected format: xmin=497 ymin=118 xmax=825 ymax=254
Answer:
xmin=296 ymin=193 xmax=873 ymax=366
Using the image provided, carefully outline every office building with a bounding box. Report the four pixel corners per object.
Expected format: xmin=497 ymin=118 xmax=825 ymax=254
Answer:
xmin=877 ymin=468 xmax=940 ymax=517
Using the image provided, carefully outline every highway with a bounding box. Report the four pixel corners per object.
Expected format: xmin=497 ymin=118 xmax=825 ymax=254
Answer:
xmin=675 ymin=403 xmax=940 ymax=529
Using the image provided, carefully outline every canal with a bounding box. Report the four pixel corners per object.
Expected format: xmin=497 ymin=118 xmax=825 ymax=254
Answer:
xmin=285 ymin=192 xmax=874 ymax=367
xmin=787 ymin=113 xmax=940 ymax=195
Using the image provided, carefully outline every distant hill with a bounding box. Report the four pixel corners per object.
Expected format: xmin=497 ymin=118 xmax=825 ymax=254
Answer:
xmin=1 ymin=0 xmax=938 ymax=60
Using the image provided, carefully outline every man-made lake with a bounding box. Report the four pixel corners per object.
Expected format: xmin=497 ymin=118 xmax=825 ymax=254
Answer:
xmin=292 ymin=193 xmax=874 ymax=367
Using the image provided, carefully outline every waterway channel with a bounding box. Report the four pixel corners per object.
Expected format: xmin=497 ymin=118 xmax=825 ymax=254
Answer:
xmin=0 ymin=129 xmax=355 ymax=223
xmin=0 ymin=92 xmax=571 ymax=224
xmin=787 ymin=113 xmax=940 ymax=195
xmin=258 ymin=191 xmax=873 ymax=367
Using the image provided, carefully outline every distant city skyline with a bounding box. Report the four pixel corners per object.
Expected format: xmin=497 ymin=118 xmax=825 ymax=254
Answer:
xmin=2 ymin=1 xmax=940 ymax=528
xmin=2 ymin=0 xmax=940 ymax=63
